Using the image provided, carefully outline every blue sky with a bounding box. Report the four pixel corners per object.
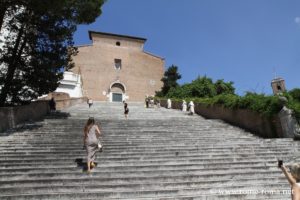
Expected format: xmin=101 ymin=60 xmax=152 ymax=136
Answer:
xmin=74 ymin=0 xmax=300 ymax=95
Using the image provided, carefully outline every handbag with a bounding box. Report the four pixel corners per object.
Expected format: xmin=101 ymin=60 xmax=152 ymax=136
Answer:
xmin=97 ymin=140 xmax=103 ymax=152
xmin=97 ymin=141 xmax=102 ymax=148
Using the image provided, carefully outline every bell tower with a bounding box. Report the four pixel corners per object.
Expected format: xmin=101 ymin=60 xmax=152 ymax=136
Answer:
xmin=271 ymin=77 xmax=286 ymax=95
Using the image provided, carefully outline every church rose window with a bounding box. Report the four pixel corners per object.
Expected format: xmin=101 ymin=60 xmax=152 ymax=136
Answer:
xmin=114 ymin=59 xmax=121 ymax=70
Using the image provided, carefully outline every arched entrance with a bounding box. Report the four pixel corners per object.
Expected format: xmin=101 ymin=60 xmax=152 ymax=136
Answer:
xmin=109 ymin=82 xmax=126 ymax=102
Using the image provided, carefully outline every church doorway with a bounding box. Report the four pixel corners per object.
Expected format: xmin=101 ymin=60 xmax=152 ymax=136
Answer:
xmin=110 ymin=82 xmax=126 ymax=102
xmin=112 ymin=93 xmax=122 ymax=102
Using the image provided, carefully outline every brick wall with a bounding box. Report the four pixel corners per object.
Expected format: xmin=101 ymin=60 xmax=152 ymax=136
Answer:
xmin=71 ymin=33 xmax=164 ymax=102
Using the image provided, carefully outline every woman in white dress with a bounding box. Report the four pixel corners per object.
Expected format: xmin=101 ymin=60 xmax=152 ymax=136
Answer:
xmin=188 ymin=101 xmax=195 ymax=115
xmin=182 ymin=100 xmax=187 ymax=112
xmin=167 ymin=99 xmax=172 ymax=109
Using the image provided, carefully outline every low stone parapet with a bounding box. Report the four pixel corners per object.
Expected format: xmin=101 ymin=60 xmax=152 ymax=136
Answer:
xmin=0 ymin=101 xmax=49 ymax=133
xmin=55 ymin=97 xmax=87 ymax=110
xmin=0 ymin=97 xmax=87 ymax=133
xmin=160 ymin=99 xmax=283 ymax=138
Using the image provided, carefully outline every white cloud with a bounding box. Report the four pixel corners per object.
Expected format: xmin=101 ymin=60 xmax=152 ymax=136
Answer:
xmin=295 ymin=17 xmax=300 ymax=24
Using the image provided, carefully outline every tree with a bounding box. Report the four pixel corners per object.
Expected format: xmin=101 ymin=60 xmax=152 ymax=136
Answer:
xmin=289 ymin=88 xmax=300 ymax=102
xmin=165 ymin=76 xmax=236 ymax=99
xmin=215 ymin=79 xmax=235 ymax=95
xmin=0 ymin=0 xmax=106 ymax=106
xmin=0 ymin=0 xmax=29 ymax=32
xmin=157 ymin=65 xmax=181 ymax=97
xmin=190 ymin=76 xmax=216 ymax=97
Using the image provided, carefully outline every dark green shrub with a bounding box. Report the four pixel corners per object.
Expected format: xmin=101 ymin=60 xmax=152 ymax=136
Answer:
xmin=165 ymin=76 xmax=235 ymax=99
xmin=238 ymin=93 xmax=282 ymax=116
xmin=289 ymin=88 xmax=300 ymax=102
xmin=215 ymin=79 xmax=235 ymax=95
xmin=157 ymin=75 xmax=299 ymax=118
xmin=287 ymin=101 xmax=300 ymax=122
xmin=213 ymin=94 xmax=240 ymax=109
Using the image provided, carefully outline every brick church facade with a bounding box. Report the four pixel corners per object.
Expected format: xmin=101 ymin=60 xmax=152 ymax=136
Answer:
xmin=57 ymin=31 xmax=164 ymax=102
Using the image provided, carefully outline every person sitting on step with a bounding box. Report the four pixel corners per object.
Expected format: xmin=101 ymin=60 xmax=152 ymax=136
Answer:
xmin=83 ymin=117 xmax=101 ymax=173
xmin=279 ymin=160 xmax=300 ymax=199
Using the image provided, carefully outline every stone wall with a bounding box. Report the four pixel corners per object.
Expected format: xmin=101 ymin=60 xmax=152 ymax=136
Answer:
xmin=0 ymin=97 xmax=87 ymax=133
xmin=55 ymin=97 xmax=87 ymax=110
xmin=0 ymin=101 xmax=49 ymax=133
xmin=43 ymin=92 xmax=70 ymax=100
xmin=160 ymin=100 xmax=283 ymax=138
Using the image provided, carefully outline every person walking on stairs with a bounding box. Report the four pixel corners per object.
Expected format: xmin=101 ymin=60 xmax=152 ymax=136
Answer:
xmin=83 ymin=117 xmax=101 ymax=173
xmin=279 ymin=160 xmax=300 ymax=199
xmin=87 ymin=98 xmax=93 ymax=108
xmin=182 ymin=100 xmax=187 ymax=112
xmin=124 ymin=102 xmax=129 ymax=119
xmin=188 ymin=101 xmax=195 ymax=115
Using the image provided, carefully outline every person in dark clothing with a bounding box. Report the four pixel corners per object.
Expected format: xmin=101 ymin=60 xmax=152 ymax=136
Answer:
xmin=87 ymin=98 xmax=93 ymax=108
xmin=124 ymin=103 xmax=129 ymax=119
xmin=145 ymin=97 xmax=149 ymax=108
xmin=49 ymin=98 xmax=56 ymax=111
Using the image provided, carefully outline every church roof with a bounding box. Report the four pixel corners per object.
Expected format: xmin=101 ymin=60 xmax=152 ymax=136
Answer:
xmin=88 ymin=31 xmax=147 ymax=42
xmin=271 ymin=77 xmax=284 ymax=83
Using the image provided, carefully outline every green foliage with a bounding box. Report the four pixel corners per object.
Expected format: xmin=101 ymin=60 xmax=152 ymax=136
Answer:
xmin=157 ymin=72 xmax=299 ymax=118
xmin=238 ymin=93 xmax=282 ymax=116
xmin=285 ymin=91 xmax=300 ymax=122
xmin=157 ymin=65 xmax=181 ymax=97
xmin=0 ymin=0 xmax=106 ymax=106
xmin=212 ymin=94 xmax=240 ymax=109
xmin=289 ymin=88 xmax=300 ymax=102
xmin=215 ymin=79 xmax=235 ymax=95
xmin=157 ymin=70 xmax=299 ymax=118
xmin=164 ymin=76 xmax=235 ymax=99
xmin=159 ymin=92 xmax=284 ymax=117
xmin=190 ymin=76 xmax=217 ymax=97
xmin=287 ymin=101 xmax=300 ymax=122
xmin=195 ymin=93 xmax=282 ymax=116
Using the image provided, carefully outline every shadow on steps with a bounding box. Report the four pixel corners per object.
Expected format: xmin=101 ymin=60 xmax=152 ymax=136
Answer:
xmin=75 ymin=158 xmax=98 ymax=172
xmin=45 ymin=111 xmax=71 ymax=119
xmin=0 ymin=121 xmax=44 ymax=137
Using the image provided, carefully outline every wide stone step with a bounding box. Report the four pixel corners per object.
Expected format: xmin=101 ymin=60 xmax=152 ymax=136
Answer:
xmin=0 ymin=160 xmax=280 ymax=171
xmin=0 ymin=174 xmax=288 ymax=192
xmin=0 ymin=165 xmax=282 ymax=179
xmin=0 ymin=184 xmax=291 ymax=200
xmin=0 ymin=148 xmax=291 ymax=158
xmin=0 ymin=157 xmax=285 ymax=168
xmin=0 ymin=181 xmax=290 ymax=196
xmin=0 ymin=169 xmax=283 ymax=182
xmin=0 ymin=163 xmax=281 ymax=175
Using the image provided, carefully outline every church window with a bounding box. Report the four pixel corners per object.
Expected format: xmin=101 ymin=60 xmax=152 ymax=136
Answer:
xmin=116 ymin=41 xmax=121 ymax=46
xmin=114 ymin=59 xmax=122 ymax=70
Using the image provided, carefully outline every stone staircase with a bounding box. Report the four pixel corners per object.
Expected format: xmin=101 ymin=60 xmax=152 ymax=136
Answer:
xmin=0 ymin=102 xmax=300 ymax=199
